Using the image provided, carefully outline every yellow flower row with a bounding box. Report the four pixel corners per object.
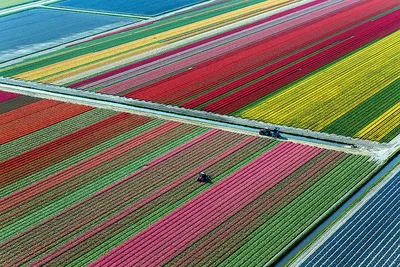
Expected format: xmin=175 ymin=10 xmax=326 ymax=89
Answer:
xmin=355 ymin=103 xmax=400 ymax=141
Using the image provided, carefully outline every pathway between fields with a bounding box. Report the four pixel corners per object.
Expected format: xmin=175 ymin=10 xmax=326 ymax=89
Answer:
xmin=1 ymin=78 xmax=396 ymax=161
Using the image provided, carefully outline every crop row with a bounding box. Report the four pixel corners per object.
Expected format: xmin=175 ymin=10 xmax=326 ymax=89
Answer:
xmin=0 ymin=122 xmax=201 ymax=227
xmin=203 ymin=8 xmax=399 ymax=114
xmin=0 ymin=99 xmax=93 ymax=145
xmin=25 ymin=137 xmax=277 ymax=267
xmin=222 ymin=156 xmax=376 ymax=266
xmin=167 ymin=150 xmax=346 ymax=266
xmin=119 ymin=0 xmax=398 ymax=143
xmin=0 ymin=93 xmax=206 ymax=239
xmin=90 ymin=142 xmax=323 ymax=266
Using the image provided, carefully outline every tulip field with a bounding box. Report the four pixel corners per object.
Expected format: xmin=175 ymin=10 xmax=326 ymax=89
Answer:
xmin=1 ymin=0 xmax=399 ymax=266
xmin=0 ymin=0 xmax=398 ymax=142
xmin=0 ymin=0 xmax=299 ymax=80
xmin=238 ymin=32 xmax=400 ymax=143
xmin=0 ymin=8 xmax=136 ymax=63
xmin=0 ymin=90 xmax=379 ymax=266
xmin=291 ymin=167 xmax=400 ymax=267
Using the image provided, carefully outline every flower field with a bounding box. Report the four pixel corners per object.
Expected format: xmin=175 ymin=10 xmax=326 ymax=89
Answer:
xmin=291 ymin=166 xmax=400 ymax=267
xmin=0 ymin=0 xmax=298 ymax=81
xmin=0 ymin=8 xmax=137 ymax=63
xmin=1 ymin=0 xmax=400 ymax=266
xmin=238 ymin=31 xmax=400 ymax=142
xmin=52 ymin=0 xmax=207 ymax=16
xmin=0 ymin=0 xmax=398 ymax=142
xmin=0 ymin=90 xmax=380 ymax=266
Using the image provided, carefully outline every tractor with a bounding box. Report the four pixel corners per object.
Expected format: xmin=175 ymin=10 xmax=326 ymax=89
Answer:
xmin=198 ymin=172 xmax=212 ymax=183
xmin=259 ymin=127 xmax=281 ymax=138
